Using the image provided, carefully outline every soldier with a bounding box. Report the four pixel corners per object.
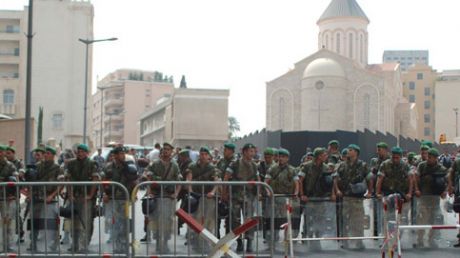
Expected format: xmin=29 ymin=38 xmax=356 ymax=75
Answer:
xmin=327 ymin=140 xmax=341 ymax=164
xmin=376 ymin=147 xmax=413 ymax=226
xmin=176 ymin=149 xmax=192 ymax=236
xmin=369 ymin=142 xmax=390 ymax=177
xmin=216 ymin=142 xmax=236 ymax=238
xmin=447 ymin=153 xmax=460 ymax=247
xmin=223 ymin=143 xmax=259 ymax=253
xmin=414 ymin=145 xmax=430 ymax=167
xmin=28 ymin=146 xmax=64 ymax=252
xmin=145 ymin=143 xmax=181 ymax=253
xmin=413 ymin=148 xmax=447 ymax=248
xmin=407 ymin=152 xmax=417 ymax=167
xmin=103 ymin=146 xmax=138 ymax=253
xmin=299 ymin=147 xmax=333 ymax=245
xmin=333 ymin=144 xmax=372 ymax=249
xmin=65 ymin=144 xmax=99 ymax=253
xmin=185 ymin=147 xmax=220 ymax=250
xmin=0 ymin=144 xmax=18 ymax=252
xmin=258 ymin=147 xmax=275 ymax=182
xmin=264 ymin=148 xmax=299 ymax=242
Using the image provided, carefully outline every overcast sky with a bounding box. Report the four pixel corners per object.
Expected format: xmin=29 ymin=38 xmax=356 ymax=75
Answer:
xmin=3 ymin=0 xmax=460 ymax=136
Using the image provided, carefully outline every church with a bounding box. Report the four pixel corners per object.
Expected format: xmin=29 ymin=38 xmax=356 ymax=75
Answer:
xmin=266 ymin=0 xmax=417 ymax=138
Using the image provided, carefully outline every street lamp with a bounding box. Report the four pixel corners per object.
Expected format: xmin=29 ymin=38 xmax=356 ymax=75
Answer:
xmin=78 ymin=37 xmax=117 ymax=145
xmin=97 ymin=86 xmax=107 ymax=148
xmin=454 ymin=107 xmax=459 ymax=138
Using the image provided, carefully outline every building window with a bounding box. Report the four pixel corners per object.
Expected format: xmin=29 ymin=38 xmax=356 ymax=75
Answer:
xmin=424 ymin=100 xmax=431 ymax=109
xmin=363 ymin=94 xmax=370 ymax=128
xmin=417 ymin=73 xmax=424 ymax=80
xmin=279 ymin=97 xmax=285 ymax=128
xmin=348 ymin=33 xmax=353 ymax=58
xmin=424 ymin=114 xmax=430 ymax=123
xmin=424 ymin=127 xmax=431 ymax=136
xmin=409 ymin=82 xmax=415 ymax=90
xmin=52 ymin=113 xmax=63 ymax=130
xmin=424 ymin=87 xmax=431 ymax=96
xmin=409 ymin=95 xmax=415 ymax=103
xmin=3 ymin=89 xmax=14 ymax=104
xmin=336 ymin=33 xmax=341 ymax=54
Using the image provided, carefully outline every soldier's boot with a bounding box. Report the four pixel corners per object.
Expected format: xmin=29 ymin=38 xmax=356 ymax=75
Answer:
xmin=246 ymin=239 xmax=253 ymax=253
xmin=236 ymin=239 xmax=244 ymax=252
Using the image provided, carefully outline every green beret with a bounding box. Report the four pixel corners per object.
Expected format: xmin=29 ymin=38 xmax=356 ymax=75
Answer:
xmin=421 ymin=140 xmax=433 ymax=148
xmin=391 ymin=146 xmax=403 ymax=155
xmin=242 ymin=143 xmax=256 ymax=151
xmin=112 ymin=146 xmax=125 ymax=154
xmin=224 ymin=142 xmax=236 ymax=151
xmin=33 ymin=147 xmax=46 ymax=153
xmin=199 ymin=146 xmax=211 ymax=155
xmin=407 ymin=152 xmax=416 ymax=159
xmin=77 ymin=144 xmax=89 ymax=152
xmin=420 ymin=145 xmax=429 ymax=151
xmin=0 ymin=145 xmax=7 ymax=151
xmin=179 ymin=149 xmax=190 ymax=156
xmin=341 ymin=148 xmax=348 ymax=156
xmin=347 ymin=144 xmax=361 ymax=154
xmin=278 ymin=148 xmax=290 ymax=156
xmin=427 ymin=148 xmax=439 ymax=157
xmin=376 ymin=142 xmax=388 ymax=149
xmin=263 ymin=147 xmax=274 ymax=155
xmin=163 ymin=142 xmax=173 ymax=149
xmin=45 ymin=146 xmax=57 ymax=155
xmin=313 ymin=147 xmax=326 ymax=158
xmin=328 ymin=140 xmax=340 ymax=146
xmin=6 ymin=146 xmax=15 ymax=153
xmin=306 ymin=152 xmax=314 ymax=157
xmin=272 ymin=148 xmax=279 ymax=155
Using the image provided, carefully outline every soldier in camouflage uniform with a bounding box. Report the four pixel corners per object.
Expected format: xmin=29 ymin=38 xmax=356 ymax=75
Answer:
xmin=223 ymin=143 xmax=259 ymax=253
xmin=333 ymin=144 xmax=372 ymax=249
xmin=28 ymin=146 xmax=64 ymax=252
xmin=414 ymin=145 xmax=430 ymax=167
xmin=376 ymin=147 xmax=413 ymax=226
xmin=299 ymin=147 xmax=333 ymax=243
xmin=216 ymin=142 xmax=236 ymax=238
xmin=145 ymin=143 xmax=181 ymax=253
xmin=103 ymin=146 xmax=138 ymax=253
xmin=176 ymin=149 xmax=192 ymax=236
xmin=0 ymin=144 xmax=18 ymax=252
xmin=185 ymin=147 xmax=221 ymax=250
xmin=447 ymin=153 xmax=460 ymax=247
xmin=327 ymin=140 xmax=341 ymax=165
xmin=66 ymin=144 xmax=99 ymax=253
xmin=264 ymin=148 xmax=299 ymax=242
xmin=369 ymin=142 xmax=390 ymax=179
xmin=258 ymin=147 xmax=275 ymax=182
xmin=413 ymin=148 xmax=447 ymax=247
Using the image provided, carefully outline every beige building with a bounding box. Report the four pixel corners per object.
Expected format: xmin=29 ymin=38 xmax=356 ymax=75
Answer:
xmin=140 ymin=88 xmax=229 ymax=148
xmin=1 ymin=0 xmax=94 ymax=148
xmin=0 ymin=9 xmax=27 ymax=118
xmin=267 ymin=0 xmax=416 ymax=138
xmin=401 ymin=64 xmax=438 ymax=141
xmin=435 ymin=70 xmax=460 ymax=143
xmin=92 ymin=69 xmax=174 ymax=147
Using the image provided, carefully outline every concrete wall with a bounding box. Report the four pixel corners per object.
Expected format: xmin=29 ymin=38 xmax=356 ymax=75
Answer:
xmin=435 ymin=72 xmax=460 ymax=141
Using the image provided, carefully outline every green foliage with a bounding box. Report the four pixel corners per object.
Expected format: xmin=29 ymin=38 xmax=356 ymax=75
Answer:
xmin=37 ymin=106 xmax=43 ymax=145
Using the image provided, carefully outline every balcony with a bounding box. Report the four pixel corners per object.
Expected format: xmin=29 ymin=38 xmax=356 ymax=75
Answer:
xmin=103 ymin=129 xmax=123 ymax=138
xmin=0 ymin=52 xmax=20 ymax=64
xmin=0 ymin=31 xmax=21 ymax=41
xmin=0 ymin=76 xmax=19 ymax=88
xmin=103 ymin=97 xmax=123 ymax=107
xmin=103 ymin=113 xmax=124 ymax=123
xmin=0 ymin=104 xmax=16 ymax=115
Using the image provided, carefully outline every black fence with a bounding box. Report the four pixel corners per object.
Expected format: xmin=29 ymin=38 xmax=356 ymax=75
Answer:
xmin=234 ymin=129 xmax=457 ymax=166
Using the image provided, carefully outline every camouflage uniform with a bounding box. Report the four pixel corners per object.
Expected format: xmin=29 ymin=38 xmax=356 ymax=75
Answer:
xmin=30 ymin=160 xmax=64 ymax=251
xmin=145 ymin=159 xmax=181 ymax=249
xmin=216 ymin=156 xmax=236 ymax=180
xmin=66 ymin=157 xmax=99 ymax=252
xmin=327 ymin=151 xmax=341 ymax=165
xmin=450 ymin=159 xmax=460 ymax=193
xmin=0 ymin=158 xmax=17 ymax=251
xmin=265 ymin=163 xmax=299 ymax=241
xmin=334 ymin=159 xmax=370 ymax=248
xmin=414 ymin=161 xmax=447 ymax=246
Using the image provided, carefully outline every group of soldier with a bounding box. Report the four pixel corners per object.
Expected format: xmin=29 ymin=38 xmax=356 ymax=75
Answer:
xmin=0 ymin=138 xmax=459 ymax=254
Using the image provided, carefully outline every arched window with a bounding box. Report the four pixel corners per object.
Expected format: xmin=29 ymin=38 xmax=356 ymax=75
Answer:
xmin=349 ymin=33 xmax=353 ymax=59
xmin=325 ymin=35 xmax=329 ymax=49
xmin=363 ymin=94 xmax=370 ymax=128
xmin=3 ymin=89 xmax=14 ymax=104
xmin=336 ymin=33 xmax=341 ymax=54
xmin=279 ymin=97 xmax=285 ymax=128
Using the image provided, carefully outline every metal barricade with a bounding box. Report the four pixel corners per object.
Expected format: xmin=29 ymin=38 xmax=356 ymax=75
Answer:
xmin=0 ymin=181 xmax=130 ymax=258
xmin=130 ymin=181 xmax=275 ymax=258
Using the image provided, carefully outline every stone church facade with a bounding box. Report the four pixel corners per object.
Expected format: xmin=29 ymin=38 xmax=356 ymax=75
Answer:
xmin=266 ymin=0 xmax=417 ymax=138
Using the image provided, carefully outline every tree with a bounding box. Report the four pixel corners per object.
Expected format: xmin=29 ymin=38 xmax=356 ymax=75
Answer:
xmin=228 ymin=116 xmax=240 ymax=139
xmin=180 ymin=75 xmax=187 ymax=88
xmin=37 ymin=106 xmax=43 ymax=145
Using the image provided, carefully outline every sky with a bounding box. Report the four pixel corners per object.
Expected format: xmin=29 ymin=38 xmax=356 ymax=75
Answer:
xmin=2 ymin=0 xmax=460 ymax=137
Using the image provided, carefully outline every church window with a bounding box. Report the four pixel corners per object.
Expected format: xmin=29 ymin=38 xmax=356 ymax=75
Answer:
xmin=348 ymin=33 xmax=353 ymax=59
xmin=363 ymin=94 xmax=370 ymax=128
xmin=336 ymin=33 xmax=341 ymax=54
xmin=279 ymin=97 xmax=285 ymax=128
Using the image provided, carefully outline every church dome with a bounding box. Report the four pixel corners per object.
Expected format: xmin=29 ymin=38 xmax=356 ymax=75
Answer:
xmin=318 ymin=0 xmax=369 ymax=23
xmin=303 ymin=58 xmax=345 ymax=78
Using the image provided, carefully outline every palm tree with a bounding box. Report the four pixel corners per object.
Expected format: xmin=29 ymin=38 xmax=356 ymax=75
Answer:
xmin=228 ymin=116 xmax=240 ymax=139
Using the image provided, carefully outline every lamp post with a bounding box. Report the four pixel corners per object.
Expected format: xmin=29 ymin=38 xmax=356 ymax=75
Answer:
xmin=454 ymin=107 xmax=459 ymax=138
xmin=97 ymin=86 xmax=106 ymax=148
xmin=78 ymin=37 xmax=117 ymax=144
